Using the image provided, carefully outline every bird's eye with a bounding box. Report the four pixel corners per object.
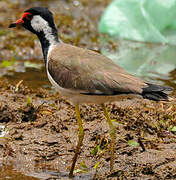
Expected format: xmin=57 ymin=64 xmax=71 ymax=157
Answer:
xmin=26 ymin=14 xmax=33 ymax=20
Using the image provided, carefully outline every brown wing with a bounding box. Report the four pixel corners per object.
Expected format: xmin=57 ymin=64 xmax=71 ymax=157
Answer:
xmin=47 ymin=43 xmax=147 ymax=95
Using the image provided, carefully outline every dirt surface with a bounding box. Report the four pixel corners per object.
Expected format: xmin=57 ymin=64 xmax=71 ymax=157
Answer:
xmin=0 ymin=79 xmax=176 ymax=179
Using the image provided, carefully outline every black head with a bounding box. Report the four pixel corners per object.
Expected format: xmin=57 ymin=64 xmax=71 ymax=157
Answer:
xmin=9 ymin=7 xmax=56 ymax=35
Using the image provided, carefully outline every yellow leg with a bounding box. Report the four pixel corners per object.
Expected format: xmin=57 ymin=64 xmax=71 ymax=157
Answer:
xmin=69 ymin=105 xmax=84 ymax=178
xmin=102 ymin=104 xmax=116 ymax=172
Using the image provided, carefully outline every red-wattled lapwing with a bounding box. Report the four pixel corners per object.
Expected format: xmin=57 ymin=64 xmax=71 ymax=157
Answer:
xmin=9 ymin=7 xmax=173 ymax=178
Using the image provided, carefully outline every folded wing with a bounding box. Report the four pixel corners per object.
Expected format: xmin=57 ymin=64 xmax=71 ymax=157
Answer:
xmin=47 ymin=43 xmax=146 ymax=95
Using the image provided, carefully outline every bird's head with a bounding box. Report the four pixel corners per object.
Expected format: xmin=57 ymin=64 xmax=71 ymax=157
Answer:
xmin=9 ymin=7 xmax=55 ymax=35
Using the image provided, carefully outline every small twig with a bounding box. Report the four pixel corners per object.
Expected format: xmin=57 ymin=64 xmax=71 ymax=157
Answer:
xmin=15 ymin=80 xmax=23 ymax=92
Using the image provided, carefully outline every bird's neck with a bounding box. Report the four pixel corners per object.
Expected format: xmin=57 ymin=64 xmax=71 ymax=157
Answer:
xmin=37 ymin=26 xmax=60 ymax=63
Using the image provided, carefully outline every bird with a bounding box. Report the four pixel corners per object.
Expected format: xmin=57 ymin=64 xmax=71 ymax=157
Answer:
xmin=9 ymin=7 xmax=173 ymax=178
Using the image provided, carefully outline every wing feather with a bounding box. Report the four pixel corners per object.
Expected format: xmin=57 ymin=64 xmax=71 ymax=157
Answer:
xmin=47 ymin=43 xmax=146 ymax=95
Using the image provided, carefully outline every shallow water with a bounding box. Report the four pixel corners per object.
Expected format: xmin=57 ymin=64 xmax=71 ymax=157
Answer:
xmin=2 ymin=61 xmax=50 ymax=89
xmin=0 ymin=165 xmax=39 ymax=180
xmin=0 ymin=165 xmax=93 ymax=180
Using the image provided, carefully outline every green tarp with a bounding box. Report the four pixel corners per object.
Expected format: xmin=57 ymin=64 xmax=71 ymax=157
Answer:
xmin=99 ymin=0 xmax=176 ymax=45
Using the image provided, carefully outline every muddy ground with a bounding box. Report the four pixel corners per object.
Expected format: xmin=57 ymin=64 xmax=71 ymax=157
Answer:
xmin=0 ymin=79 xmax=176 ymax=179
xmin=0 ymin=0 xmax=176 ymax=179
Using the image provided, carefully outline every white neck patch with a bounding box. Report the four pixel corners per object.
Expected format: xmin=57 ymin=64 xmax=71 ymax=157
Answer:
xmin=31 ymin=15 xmax=57 ymax=45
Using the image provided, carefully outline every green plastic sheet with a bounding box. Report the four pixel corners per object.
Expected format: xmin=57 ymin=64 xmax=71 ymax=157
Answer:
xmin=99 ymin=0 xmax=176 ymax=44
xmin=101 ymin=39 xmax=176 ymax=83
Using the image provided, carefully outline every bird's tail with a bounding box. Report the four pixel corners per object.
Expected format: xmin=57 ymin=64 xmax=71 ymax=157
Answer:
xmin=142 ymin=83 xmax=173 ymax=101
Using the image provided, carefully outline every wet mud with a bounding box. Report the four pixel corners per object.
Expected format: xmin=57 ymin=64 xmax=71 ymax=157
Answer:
xmin=0 ymin=79 xmax=176 ymax=179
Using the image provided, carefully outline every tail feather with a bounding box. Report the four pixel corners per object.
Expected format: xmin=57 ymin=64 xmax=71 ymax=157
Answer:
xmin=142 ymin=83 xmax=173 ymax=101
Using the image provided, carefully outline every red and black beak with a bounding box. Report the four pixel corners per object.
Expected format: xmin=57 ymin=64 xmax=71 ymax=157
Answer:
xmin=9 ymin=12 xmax=32 ymax=28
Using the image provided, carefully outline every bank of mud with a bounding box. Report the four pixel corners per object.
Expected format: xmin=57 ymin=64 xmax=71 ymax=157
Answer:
xmin=0 ymin=79 xmax=176 ymax=179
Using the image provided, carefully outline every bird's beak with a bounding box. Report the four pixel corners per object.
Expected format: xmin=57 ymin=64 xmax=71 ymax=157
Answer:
xmin=9 ymin=23 xmax=17 ymax=28
xmin=9 ymin=12 xmax=31 ymax=28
